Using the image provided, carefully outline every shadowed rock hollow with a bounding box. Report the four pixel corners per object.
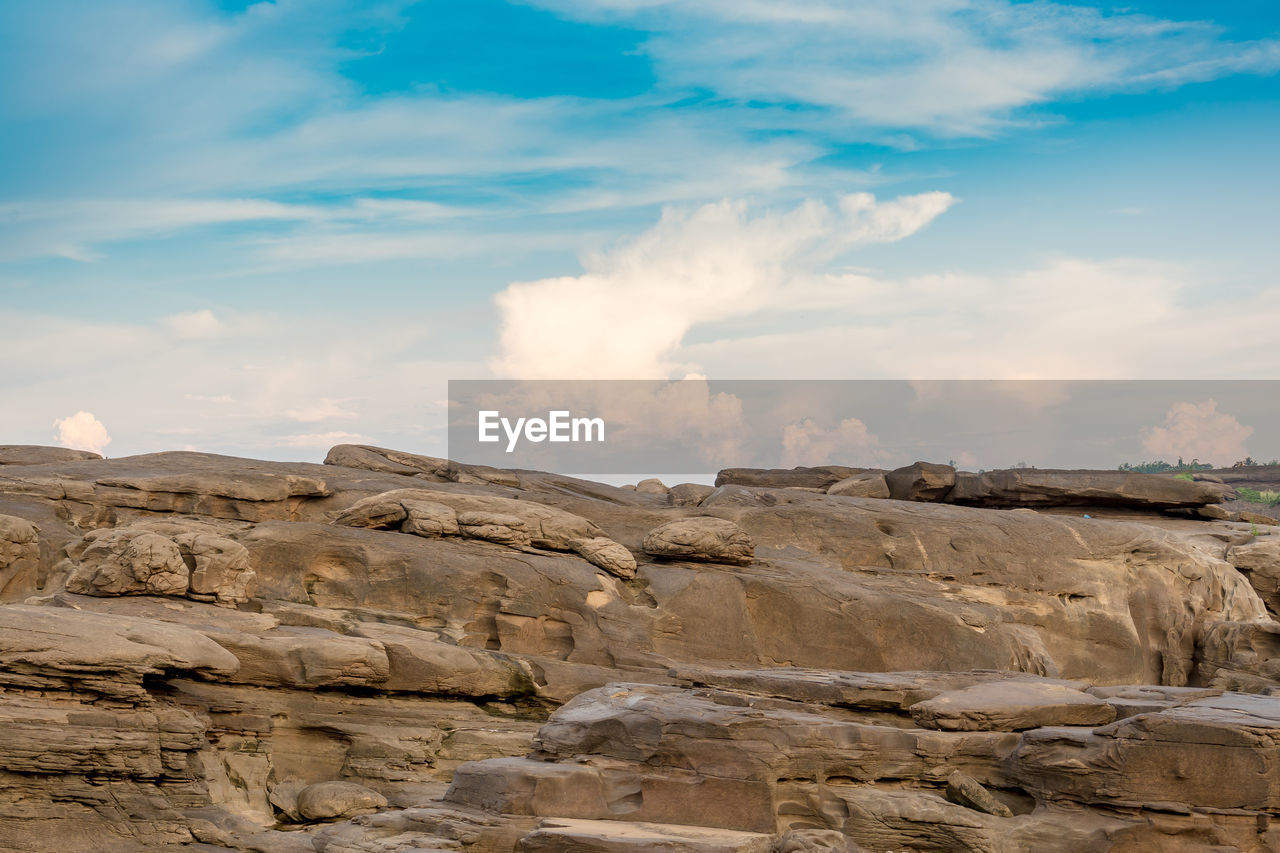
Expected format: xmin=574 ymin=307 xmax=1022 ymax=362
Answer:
xmin=0 ymin=445 xmax=1278 ymax=851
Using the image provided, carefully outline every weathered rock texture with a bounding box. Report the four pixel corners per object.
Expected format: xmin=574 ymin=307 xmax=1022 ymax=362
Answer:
xmin=0 ymin=444 xmax=1274 ymax=851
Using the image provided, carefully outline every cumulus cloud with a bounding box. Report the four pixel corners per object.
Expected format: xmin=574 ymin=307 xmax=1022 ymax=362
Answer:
xmin=53 ymin=411 xmax=112 ymax=455
xmin=781 ymin=416 xmax=884 ymax=467
xmin=1141 ymin=399 xmax=1253 ymax=467
xmin=490 ymin=192 xmax=953 ymax=379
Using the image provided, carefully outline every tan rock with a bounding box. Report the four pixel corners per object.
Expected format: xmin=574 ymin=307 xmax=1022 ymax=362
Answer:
xmin=333 ymin=494 xmax=408 ymax=529
xmin=950 ymin=467 xmax=1228 ymax=508
xmin=886 ymin=461 xmax=956 ymax=502
xmin=635 ymin=478 xmax=670 ymax=496
xmin=400 ymin=499 xmax=460 ymax=537
xmin=173 ymin=532 xmax=255 ymax=604
xmin=296 ymin=780 xmax=387 ymax=821
xmin=458 ymin=511 xmax=532 ymax=547
xmin=910 ymin=681 xmax=1116 ymax=731
xmin=944 ymin=770 xmax=1013 ymax=817
xmin=826 ymin=470 xmax=890 ymax=499
xmin=65 ymin=528 xmax=189 ymax=597
xmin=0 ymin=445 xmax=102 ymax=465
xmin=642 ymin=517 xmax=754 ymax=565
xmin=669 ymin=483 xmax=715 ymax=507
xmin=570 ymin=537 xmax=637 ymax=579
xmin=517 ymin=818 xmax=774 ymax=852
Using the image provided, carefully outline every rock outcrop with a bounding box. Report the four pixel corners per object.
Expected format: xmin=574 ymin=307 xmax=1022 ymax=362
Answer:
xmin=0 ymin=446 xmax=1274 ymax=851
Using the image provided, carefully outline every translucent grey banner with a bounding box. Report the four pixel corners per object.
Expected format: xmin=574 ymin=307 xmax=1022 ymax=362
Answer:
xmin=447 ymin=380 xmax=1280 ymax=476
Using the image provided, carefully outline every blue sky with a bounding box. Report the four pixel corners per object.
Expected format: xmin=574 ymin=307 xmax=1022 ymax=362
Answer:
xmin=1 ymin=0 xmax=1278 ymax=462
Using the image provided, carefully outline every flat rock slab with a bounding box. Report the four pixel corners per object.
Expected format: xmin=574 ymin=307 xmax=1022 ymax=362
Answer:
xmin=949 ymin=468 xmax=1226 ymax=509
xmin=910 ymin=681 xmax=1116 ymax=731
xmin=517 ymin=818 xmax=774 ymax=852
xmin=672 ymin=666 xmax=1089 ymax=711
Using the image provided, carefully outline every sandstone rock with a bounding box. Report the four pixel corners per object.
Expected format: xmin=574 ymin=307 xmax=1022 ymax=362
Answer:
xmin=350 ymin=622 xmax=535 ymax=697
xmin=296 ymin=780 xmax=388 ymax=821
xmin=1228 ymin=538 xmax=1280 ymax=615
xmin=458 ymin=511 xmax=532 ymax=547
xmin=173 ymin=532 xmax=254 ymax=604
xmin=826 ymin=471 xmax=890 ymax=499
xmin=0 ymin=515 xmax=39 ymax=588
xmin=517 ymin=818 xmax=774 ymax=852
xmin=642 ymin=517 xmax=754 ymax=565
xmin=772 ymin=828 xmax=859 ymax=852
xmin=949 ymin=468 xmax=1227 ymax=508
xmin=715 ymin=467 xmax=858 ymax=490
xmin=97 ymin=472 xmax=329 ymax=501
xmin=207 ymin=627 xmax=391 ymax=689
xmin=334 ymin=494 xmax=409 ymax=529
xmin=670 ymin=483 xmax=715 ymax=507
xmin=324 ymin=444 xmax=521 ymax=487
xmin=0 ymin=445 xmax=102 ymax=465
xmin=886 ymin=461 xmax=956 ymax=502
xmin=944 ymin=770 xmax=1013 ymax=817
xmin=65 ymin=528 xmax=189 ymax=597
xmin=570 ymin=537 xmax=637 ymax=579
xmin=1193 ymin=503 xmax=1236 ymax=521
xmin=401 ymin=499 xmax=460 ymax=537
xmin=1241 ymin=511 xmax=1279 ymax=526
xmin=909 ymin=681 xmax=1115 ymax=731
xmin=1194 ymin=620 xmax=1280 ymax=691
xmin=635 ymin=478 xmax=670 ymax=496
xmin=0 ymin=604 xmax=238 ymax=685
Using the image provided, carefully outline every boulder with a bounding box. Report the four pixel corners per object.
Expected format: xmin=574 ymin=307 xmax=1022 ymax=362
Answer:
xmin=635 ymin=479 xmax=670 ymax=496
xmin=642 ymin=517 xmax=755 ymax=565
xmin=570 ymin=537 xmax=637 ymax=579
xmin=173 ymin=532 xmax=254 ymax=604
xmin=670 ymin=483 xmax=715 ymax=507
xmin=886 ymin=461 xmax=956 ymax=502
xmin=295 ymin=781 xmax=387 ymax=821
xmin=826 ymin=471 xmax=890 ymax=499
xmin=65 ymin=528 xmax=189 ymax=597
xmin=944 ymin=770 xmax=1013 ymax=817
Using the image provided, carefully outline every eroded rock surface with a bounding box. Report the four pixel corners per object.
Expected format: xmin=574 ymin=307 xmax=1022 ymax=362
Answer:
xmin=0 ymin=446 xmax=1274 ymax=851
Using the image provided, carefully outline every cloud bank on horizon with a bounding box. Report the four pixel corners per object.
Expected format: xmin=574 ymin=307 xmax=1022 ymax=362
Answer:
xmin=1 ymin=0 xmax=1278 ymax=461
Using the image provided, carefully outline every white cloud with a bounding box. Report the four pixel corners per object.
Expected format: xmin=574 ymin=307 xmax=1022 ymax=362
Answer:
xmin=781 ymin=416 xmax=884 ymax=467
xmin=286 ymin=399 xmax=358 ymax=423
xmin=490 ymin=192 xmax=953 ymax=378
xmin=53 ymin=411 xmax=112 ymax=455
xmin=678 ymin=257 xmax=1280 ymax=380
xmin=1141 ymin=399 xmax=1253 ymax=467
xmin=529 ymin=0 xmax=1280 ymax=135
xmin=276 ymin=431 xmax=373 ymax=448
xmin=164 ymin=309 xmax=224 ymax=339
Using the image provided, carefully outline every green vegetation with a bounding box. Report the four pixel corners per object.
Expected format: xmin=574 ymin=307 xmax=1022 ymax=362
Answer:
xmin=1238 ymin=488 xmax=1280 ymax=507
xmin=1173 ymin=472 xmax=1194 ymax=481
xmin=1118 ymin=457 xmax=1213 ymax=474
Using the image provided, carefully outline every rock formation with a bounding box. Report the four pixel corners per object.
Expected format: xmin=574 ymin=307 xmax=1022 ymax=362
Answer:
xmin=0 ymin=444 xmax=1276 ymax=851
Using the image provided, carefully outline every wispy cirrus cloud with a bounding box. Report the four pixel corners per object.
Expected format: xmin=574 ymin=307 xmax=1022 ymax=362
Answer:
xmin=522 ymin=0 xmax=1280 ymax=135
